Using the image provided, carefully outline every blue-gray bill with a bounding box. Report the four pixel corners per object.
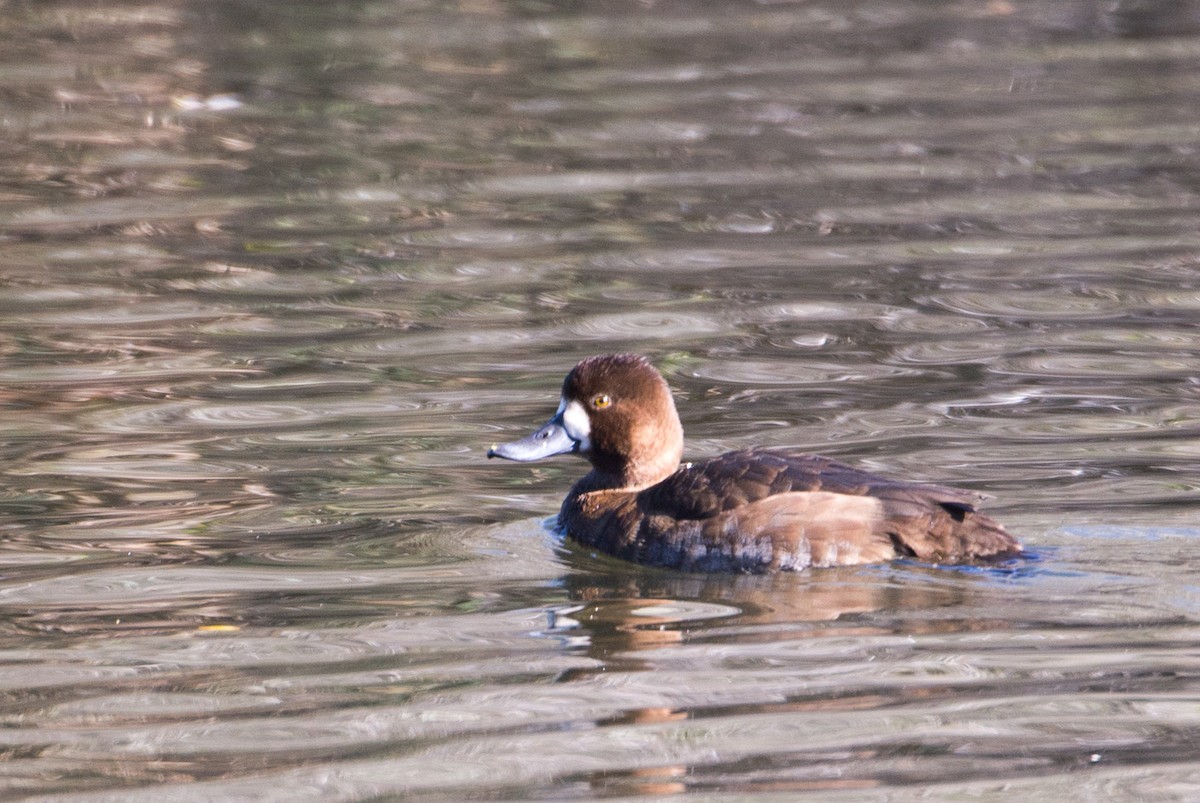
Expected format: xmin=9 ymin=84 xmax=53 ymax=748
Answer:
xmin=487 ymin=414 xmax=578 ymax=461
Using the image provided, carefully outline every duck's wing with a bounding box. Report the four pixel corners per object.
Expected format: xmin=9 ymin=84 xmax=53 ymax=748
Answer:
xmin=639 ymin=449 xmax=944 ymax=516
xmin=640 ymin=449 xmax=1019 ymax=562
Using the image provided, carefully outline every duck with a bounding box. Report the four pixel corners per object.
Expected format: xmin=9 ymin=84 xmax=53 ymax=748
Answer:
xmin=488 ymin=353 xmax=1021 ymax=573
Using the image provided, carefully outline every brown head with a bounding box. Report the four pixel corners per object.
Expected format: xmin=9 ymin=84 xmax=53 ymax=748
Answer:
xmin=488 ymin=354 xmax=685 ymax=489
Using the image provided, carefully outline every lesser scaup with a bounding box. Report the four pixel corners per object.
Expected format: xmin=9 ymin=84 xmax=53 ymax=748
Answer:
xmin=489 ymin=353 xmax=1021 ymax=572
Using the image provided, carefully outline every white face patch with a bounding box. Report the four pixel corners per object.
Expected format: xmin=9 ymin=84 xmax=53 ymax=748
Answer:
xmin=559 ymin=397 xmax=592 ymax=453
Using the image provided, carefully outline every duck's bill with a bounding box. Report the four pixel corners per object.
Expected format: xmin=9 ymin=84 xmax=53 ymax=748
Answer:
xmin=487 ymin=414 xmax=579 ymax=461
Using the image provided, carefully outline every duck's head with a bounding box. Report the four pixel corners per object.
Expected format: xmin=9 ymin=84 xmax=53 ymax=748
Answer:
xmin=487 ymin=353 xmax=684 ymax=489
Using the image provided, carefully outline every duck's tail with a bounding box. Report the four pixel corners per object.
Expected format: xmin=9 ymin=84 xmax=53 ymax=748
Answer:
xmin=878 ymin=484 xmax=1022 ymax=563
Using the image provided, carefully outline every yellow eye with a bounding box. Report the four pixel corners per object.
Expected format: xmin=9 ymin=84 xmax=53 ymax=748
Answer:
xmin=591 ymin=394 xmax=612 ymax=409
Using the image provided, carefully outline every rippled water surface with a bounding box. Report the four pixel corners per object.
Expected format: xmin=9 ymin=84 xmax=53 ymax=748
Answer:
xmin=3 ymin=0 xmax=1200 ymax=799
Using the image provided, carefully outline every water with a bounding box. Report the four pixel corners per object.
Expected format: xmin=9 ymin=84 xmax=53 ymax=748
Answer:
xmin=2 ymin=0 xmax=1200 ymax=798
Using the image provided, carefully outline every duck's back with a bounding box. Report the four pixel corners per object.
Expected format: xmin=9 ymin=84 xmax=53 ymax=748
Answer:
xmin=563 ymin=448 xmax=1020 ymax=572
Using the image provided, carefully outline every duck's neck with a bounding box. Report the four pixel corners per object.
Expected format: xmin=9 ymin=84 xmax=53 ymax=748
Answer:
xmin=583 ymin=416 xmax=684 ymax=492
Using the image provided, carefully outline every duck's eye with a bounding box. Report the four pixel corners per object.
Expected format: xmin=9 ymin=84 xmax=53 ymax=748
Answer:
xmin=591 ymin=394 xmax=612 ymax=410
